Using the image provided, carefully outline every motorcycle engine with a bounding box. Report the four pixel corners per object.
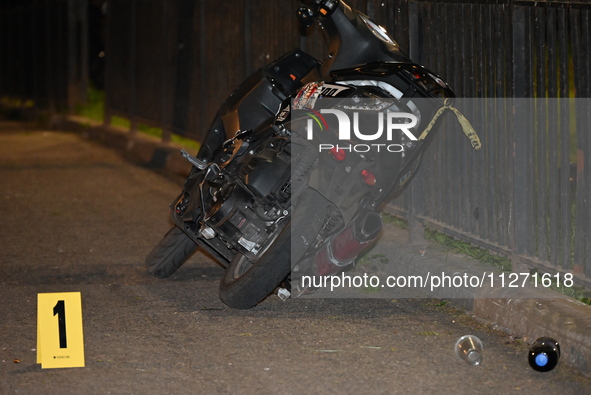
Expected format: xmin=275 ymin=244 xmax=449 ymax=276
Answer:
xmin=202 ymin=135 xmax=291 ymax=258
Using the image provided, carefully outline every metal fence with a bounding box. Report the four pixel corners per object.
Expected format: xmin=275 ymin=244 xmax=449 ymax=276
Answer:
xmin=0 ymin=0 xmax=88 ymax=111
xmin=389 ymin=0 xmax=591 ymax=290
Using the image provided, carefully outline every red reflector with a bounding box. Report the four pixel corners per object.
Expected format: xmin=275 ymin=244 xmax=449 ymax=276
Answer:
xmin=330 ymin=146 xmax=346 ymax=161
xmin=361 ymin=169 xmax=376 ymax=186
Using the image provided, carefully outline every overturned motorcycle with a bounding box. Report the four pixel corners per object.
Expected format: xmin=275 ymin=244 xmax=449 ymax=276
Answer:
xmin=145 ymin=0 xmax=481 ymax=309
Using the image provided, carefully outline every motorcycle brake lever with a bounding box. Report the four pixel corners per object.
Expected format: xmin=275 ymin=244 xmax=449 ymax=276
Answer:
xmin=180 ymin=149 xmax=208 ymax=170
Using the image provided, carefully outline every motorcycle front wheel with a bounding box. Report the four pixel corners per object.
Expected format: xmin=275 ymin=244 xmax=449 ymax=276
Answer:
xmin=219 ymin=189 xmax=328 ymax=309
xmin=145 ymin=225 xmax=198 ymax=278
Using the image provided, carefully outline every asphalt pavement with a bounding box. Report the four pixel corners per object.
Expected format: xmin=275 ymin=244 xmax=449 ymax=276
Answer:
xmin=1 ymin=118 xmax=591 ymax=394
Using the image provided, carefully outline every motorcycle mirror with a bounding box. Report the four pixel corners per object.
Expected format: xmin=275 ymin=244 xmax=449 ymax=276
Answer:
xmin=297 ymin=6 xmax=315 ymax=27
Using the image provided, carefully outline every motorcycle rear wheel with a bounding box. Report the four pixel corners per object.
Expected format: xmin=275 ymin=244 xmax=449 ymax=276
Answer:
xmin=219 ymin=189 xmax=327 ymax=309
xmin=145 ymin=225 xmax=198 ymax=278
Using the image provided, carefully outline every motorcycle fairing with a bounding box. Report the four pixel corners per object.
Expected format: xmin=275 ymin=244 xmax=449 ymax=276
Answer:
xmin=331 ymin=61 xmax=454 ymax=100
xmin=282 ymin=75 xmax=446 ymax=224
xmin=317 ymin=1 xmax=414 ymax=78
xmin=197 ymin=49 xmax=321 ymax=162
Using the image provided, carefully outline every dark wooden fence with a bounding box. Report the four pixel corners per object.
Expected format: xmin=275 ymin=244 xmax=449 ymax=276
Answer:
xmin=101 ymin=0 xmax=414 ymax=140
xmin=0 ymin=0 xmax=88 ymax=111
xmin=104 ymin=0 xmax=320 ymax=139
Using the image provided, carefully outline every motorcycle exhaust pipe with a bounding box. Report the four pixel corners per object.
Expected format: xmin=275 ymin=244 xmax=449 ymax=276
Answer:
xmin=314 ymin=211 xmax=382 ymax=276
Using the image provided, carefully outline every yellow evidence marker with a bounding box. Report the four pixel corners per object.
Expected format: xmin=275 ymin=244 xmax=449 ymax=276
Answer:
xmin=37 ymin=292 xmax=85 ymax=368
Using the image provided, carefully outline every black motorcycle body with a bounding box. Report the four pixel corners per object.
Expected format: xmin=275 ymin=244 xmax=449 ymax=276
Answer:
xmin=146 ymin=0 xmax=455 ymax=309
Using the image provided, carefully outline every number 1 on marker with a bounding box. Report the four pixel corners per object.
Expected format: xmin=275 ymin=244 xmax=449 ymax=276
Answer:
xmin=53 ymin=300 xmax=67 ymax=349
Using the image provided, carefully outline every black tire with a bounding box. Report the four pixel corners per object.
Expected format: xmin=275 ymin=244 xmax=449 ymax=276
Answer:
xmin=145 ymin=226 xmax=198 ymax=278
xmin=219 ymin=189 xmax=328 ymax=309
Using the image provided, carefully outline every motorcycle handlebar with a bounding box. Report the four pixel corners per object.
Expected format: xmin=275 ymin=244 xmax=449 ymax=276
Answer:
xmin=297 ymin=0 xmax=339 ymax=26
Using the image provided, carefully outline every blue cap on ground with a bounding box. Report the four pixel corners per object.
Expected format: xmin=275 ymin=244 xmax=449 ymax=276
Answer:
xmin=535 ymin=352 xmax=548 ymax=367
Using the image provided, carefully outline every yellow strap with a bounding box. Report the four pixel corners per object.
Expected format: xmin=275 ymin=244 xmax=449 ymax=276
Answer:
xmin=418 ymin=98 xmax=482 ymax=150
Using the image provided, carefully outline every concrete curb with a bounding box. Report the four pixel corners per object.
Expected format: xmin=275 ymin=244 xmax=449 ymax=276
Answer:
xmin=59 ymin=114 xmax=591 ymax=378
xmin=58 ymin=115 xmax=193 ymax=178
